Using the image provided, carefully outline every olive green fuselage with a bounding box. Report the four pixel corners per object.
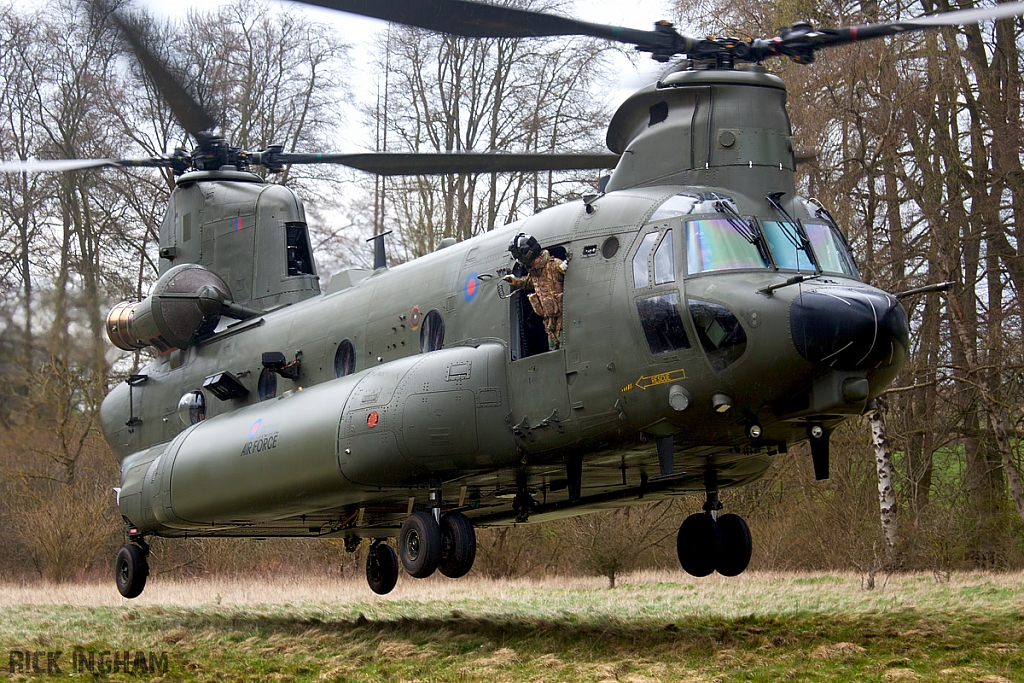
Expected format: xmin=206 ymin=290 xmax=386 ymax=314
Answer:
xmin=102 ymin=182 xmax=899 ymax=538
xmin=100 ymin=67 xmax=907 ymax=539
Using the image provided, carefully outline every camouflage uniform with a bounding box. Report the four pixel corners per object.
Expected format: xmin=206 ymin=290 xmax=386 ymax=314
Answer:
xmin=507 ymin=250 xmax=567 ymax=349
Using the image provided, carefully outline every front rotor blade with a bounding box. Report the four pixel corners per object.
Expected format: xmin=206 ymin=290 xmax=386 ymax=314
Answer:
xmin=296 ymin=0 xmax=636 ymax=39
xmin=271 ymin=151 xmax=621 ymax=175
xmin=291 ymin=0 xmax=694 ymax=57
xmin=853 ymin=1 xmax=1024 ymax=32
xmin=773 ymin=1 xmax=1024 ymax=57
xmin=106 ymin=8 xmax=217 ymax=137
xmin=0 ymin=157 xmax=173 ymax=173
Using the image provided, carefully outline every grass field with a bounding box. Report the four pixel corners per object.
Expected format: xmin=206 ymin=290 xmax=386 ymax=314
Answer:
xmin=1 ymin=571 xmax=1022 ymax=682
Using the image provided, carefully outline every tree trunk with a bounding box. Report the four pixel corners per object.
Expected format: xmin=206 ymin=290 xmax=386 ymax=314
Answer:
xmin=869 ymin=406 xmax=899 ymax=568
xmin=948 ymin=295 xmax=1024 ymax=524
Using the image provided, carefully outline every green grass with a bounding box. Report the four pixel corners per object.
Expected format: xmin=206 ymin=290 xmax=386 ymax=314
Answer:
xmin=1 ymin=571 xmax=1022 ymax=682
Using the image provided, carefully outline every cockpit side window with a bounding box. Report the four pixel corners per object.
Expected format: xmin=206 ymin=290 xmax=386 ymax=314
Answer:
xmin=637 ymin=292 xmax=691 ymax=354
xmin=631 ymin=228 xmax=688 ymax=355
xmin=632 ymin=230 xmax=676 ymax=288
xmin=653 ymin=231 xmax=675 ymax=285
xmin=685 ymin=219 xmax=768 ymax=273
xmin=631 ymin=232 xmax=659 ymax=288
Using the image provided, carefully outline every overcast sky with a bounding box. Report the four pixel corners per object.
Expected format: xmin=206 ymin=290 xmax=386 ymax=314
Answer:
xmin=142 ymin=0 xmax=678 ymax=149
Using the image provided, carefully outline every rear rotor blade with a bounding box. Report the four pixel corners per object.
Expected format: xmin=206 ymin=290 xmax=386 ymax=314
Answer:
xmin=265 ymin=151 xmax=621 ymax=175
xmin=0 ymin=157 xmax=175 ymax=173
xmin=105 ymin=8 xmax=217 ymax=137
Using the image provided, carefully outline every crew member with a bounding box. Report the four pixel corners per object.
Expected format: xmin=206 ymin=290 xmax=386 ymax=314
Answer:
xmin=504 ymin=233 xmax=567 ymax=350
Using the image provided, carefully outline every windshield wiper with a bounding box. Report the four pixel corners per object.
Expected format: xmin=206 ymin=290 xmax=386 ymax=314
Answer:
xmin=712 ymin=196 xmax=771 ymax=266
xmin=758 ymin=273 xmax=820 ymax=296
xmin=766 ymin=192 xmax=820 ymax=273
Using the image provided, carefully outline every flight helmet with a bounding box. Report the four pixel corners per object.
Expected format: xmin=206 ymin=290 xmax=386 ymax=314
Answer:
xmin=509 ymin=233 xmax=541 ymax=267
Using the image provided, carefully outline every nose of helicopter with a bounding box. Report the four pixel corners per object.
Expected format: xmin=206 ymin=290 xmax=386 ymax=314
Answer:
xmin=790 ymin=288 xmax=909 ymax=372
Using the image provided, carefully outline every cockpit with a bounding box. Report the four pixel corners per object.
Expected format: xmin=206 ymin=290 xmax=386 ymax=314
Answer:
xmin=644 ymin=191 xmax=859 ymax=278
xmin=629 ymin=191 xmax=862 ymax=371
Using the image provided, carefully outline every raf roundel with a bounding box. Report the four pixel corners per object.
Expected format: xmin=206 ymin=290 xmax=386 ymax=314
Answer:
xmin=249 ymin=419 xmax=262 ymax=438
xmin=464 ymin=272 xmax=479 ymax=302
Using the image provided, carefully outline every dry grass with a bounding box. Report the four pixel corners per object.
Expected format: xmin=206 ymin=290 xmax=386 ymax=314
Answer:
xmin=1 ymin=571 xmax=1022 ymax=682
xmin=3 ymin=569 xmax=1023 ymax=613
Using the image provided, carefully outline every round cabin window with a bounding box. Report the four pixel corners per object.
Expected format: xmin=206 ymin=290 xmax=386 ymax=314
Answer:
xmin=334 ymin=338 xmax=356 ymax=377
xmin=177 ymin=390 xmax=206 ymax=425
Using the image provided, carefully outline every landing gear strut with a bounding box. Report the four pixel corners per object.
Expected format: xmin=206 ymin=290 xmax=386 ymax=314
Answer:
xmin=115 ymin=539 xmax=149 ymax=599
xmin=676 ymin=491 xmax=752 ymax=578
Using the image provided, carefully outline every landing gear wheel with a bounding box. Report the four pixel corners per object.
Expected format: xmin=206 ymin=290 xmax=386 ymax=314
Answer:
xmin=716 ymin=513 xmax=752 ymax=577
xmin=676 ymin=513 xmax=721 ymax=578
xmin=400 ymin=511 xmax=441 ymax=578
xmin=439 ymin=512 xmax=476 ymax=578
xmin=366 ymin=543 xmax=399 ymax=595
xmin=115 ymin=544 xmax=149 ymax=599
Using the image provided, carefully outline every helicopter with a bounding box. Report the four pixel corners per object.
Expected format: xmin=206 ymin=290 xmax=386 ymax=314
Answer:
xmin=4 ymin=0 xmax=1022 ymax=598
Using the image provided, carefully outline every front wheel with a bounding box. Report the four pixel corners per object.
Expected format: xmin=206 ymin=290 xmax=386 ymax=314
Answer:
xmin=400 ymin=511 xmax=441 ymax=578
xmin=366 ymin=543 xmax=399 ymax=595
xmin=676 ymin=513 xmax=721 ymax=578
xmin=716 ymin=514 xmax=752 ymax=577
xmin=115 ymin=544 xmax=148 ymax=599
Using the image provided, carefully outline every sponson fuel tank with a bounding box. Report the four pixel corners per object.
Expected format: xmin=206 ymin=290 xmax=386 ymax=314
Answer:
xmin=117 ymin=343 xmax=514 ymax=532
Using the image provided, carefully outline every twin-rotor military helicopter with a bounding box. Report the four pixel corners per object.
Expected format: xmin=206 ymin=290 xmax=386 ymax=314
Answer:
xmin=5 ymin=0 xmax=1021 ymax=597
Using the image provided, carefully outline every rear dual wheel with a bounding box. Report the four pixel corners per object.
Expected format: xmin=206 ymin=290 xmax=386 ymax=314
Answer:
xmin=399 ymin=510 xmax=477 ymax=580
xmin=400 ymin=511 xmax=441 ymax=578
xmin=439 ymin=511 xmax=476 ymax=578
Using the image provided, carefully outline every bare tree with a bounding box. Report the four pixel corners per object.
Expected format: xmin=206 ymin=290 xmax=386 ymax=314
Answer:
xmin=363 ymin=0 xmax=613 ymax=257
xmin=674 ymin=0 xmax=1024 ymax=568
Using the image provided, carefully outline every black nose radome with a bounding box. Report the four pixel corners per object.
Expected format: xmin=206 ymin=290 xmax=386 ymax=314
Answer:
xmin=790 ymin=289 xmax=909 ymax=371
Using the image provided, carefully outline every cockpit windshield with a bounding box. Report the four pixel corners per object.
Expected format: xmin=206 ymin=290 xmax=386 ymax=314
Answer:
xmin=652 ymin=193 xmax=858 ymax=278
xmin=761 ymin=221 xmax=815 ymax=271
xmin=804 ymin=222 xmax=858 ymax=276
xmin=685 ymin=218 xmax=768 ymax=273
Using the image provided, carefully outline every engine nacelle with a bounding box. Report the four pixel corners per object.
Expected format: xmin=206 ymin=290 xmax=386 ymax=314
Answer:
xmin=106 ymin=264 xmax=231 ymax=352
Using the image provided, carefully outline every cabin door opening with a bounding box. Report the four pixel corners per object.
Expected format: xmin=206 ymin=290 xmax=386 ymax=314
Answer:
xmin=509 ymin=244 xmax=567 ymax=361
